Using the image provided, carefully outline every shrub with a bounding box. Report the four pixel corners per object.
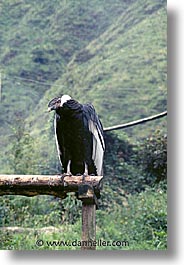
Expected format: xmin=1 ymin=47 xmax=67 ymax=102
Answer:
xmin=137 ymin=130 xmax=167 ymax=184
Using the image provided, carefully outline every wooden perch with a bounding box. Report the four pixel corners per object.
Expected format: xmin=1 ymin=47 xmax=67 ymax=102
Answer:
xmin=0 ymin=175 xmax=103 ymax=199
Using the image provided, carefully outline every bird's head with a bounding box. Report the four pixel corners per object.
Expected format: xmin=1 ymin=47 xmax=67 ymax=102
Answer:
xmin=48 ymin=95 xmax=72 ymax=112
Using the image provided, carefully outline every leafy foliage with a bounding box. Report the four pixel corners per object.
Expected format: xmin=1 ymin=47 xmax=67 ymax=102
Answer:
xmin=0 ymin=129 xmax=167 ymax=250
xmin=4 ymin=113 xmax=40 ymax=174
xmin=96 ymin=187 xmax=167 ymax=250
xmin=0 ymin=187 xmax=166 ymax=250
xmin=138 ymin=130 xmax=167 ymax=184
xmin=0 ymin=195 xmax=62 ymax=228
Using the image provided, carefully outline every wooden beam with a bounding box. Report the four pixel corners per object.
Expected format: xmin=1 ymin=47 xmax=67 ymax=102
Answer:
xmin=81 ymin=203 xmax=96 ymax=250
xmin=0 ymin=226 xmax=63 ymax=234
xmin=77 ymin=184 xmax=97 ymax=250
xmin=0 ymin=175 xmax=103 ymax=199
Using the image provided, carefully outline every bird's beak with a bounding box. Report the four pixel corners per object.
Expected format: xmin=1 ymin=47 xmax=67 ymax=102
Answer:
xmin=48 ymin=107 xmax=52 ymax=112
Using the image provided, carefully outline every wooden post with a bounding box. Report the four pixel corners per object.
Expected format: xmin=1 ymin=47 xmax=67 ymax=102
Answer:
xmin=78 ymin=184 xmax=98 ymax=250
xmin=81 ymin=203 xmax=96 ymax=250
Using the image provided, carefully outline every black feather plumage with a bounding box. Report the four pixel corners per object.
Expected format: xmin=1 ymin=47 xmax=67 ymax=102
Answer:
xmin=48 ymin=95 xmax=105 ymax=176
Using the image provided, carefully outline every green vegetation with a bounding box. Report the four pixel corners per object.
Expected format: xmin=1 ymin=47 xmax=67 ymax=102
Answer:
xmin=0 ymin=186 xmax=167 ymax=250
xmin=0 ymin=0 xmax=167 ymax=250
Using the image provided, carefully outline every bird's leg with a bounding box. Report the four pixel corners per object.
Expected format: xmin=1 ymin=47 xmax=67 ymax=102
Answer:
xmin=82 ymin=162 xmax=88 ymax=181
xmin=65 ymin=160 xmax=72 ymax=176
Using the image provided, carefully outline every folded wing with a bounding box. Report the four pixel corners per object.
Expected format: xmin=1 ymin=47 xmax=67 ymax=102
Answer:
xmin=83 ymin=104 xmax=105 ymax=176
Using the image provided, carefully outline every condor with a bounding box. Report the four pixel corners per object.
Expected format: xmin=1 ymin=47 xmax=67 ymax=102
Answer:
xmin=48 ymin=95 xmax=105 ymax=176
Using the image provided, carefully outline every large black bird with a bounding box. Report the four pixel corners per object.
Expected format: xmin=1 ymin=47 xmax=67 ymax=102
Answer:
xmin=48 ymin=95 xmax=105 ymax=176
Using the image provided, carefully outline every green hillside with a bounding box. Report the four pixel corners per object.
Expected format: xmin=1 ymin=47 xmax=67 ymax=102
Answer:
xmin=0 ymin=0 xmax=167 ymax=175
xmin=0 ymin=0 xmax=167 ymax=173
xmin=0 ymin=0 xmax=167 ymax=250
xmin=0 ymin=0 xmax=129 ymax=82
xmin=0 ymin=0 xmax=130 ymax=147
xmin=26 ymin=0 xmax=167 ymax=165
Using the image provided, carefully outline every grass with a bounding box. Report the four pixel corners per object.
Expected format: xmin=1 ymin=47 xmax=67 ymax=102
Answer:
xmin=0 ymin=187 xmax=167 ymax=250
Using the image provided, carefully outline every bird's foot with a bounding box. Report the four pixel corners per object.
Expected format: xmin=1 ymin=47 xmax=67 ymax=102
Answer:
xmin=65 ymin=160 xmax=72 ymax=177
xmin=82 ymin=162 xmax=88 ymax=181
xmin=63 ymin=172 xmax=72 ymax=177
xmin=82 ymin=173 xmax=88 ymax=181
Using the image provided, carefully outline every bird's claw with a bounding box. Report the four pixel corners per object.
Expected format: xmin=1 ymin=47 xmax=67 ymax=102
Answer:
xmin=64 ymin=172 xmax=72 ymax=177
xmin=82 ymin=173 xmax=88 ymax=181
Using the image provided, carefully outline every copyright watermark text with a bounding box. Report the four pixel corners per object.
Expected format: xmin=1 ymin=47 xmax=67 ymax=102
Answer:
xmin=35 ymin=239 xmax=129 ymax=248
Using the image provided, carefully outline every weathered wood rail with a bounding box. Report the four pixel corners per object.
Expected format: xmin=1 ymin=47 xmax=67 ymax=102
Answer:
xmin=0 ymin=174 xmax=102 ymax=199
xmin=0 ymin=174 xmax=103 ymax=250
